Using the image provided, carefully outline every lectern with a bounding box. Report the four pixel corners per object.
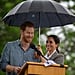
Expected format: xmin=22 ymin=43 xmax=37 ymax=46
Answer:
xmin=18 ymin=62 xmax=68 ymax=75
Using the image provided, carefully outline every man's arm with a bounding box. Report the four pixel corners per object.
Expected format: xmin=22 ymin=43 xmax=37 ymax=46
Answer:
xmin=6 ymin=65 xmax=21 ymax=73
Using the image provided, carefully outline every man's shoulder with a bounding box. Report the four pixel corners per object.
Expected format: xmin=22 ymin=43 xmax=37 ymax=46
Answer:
xmin=6 ymin=40 xmax=19 ymax=46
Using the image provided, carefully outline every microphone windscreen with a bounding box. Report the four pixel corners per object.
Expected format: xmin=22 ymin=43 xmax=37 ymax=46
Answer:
xmin=30 ymin=44 xmax=42 ymax=55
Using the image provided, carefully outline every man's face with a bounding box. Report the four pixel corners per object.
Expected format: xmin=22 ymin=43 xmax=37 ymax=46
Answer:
xmin=22 ymin=26 xmax=34 ymax=43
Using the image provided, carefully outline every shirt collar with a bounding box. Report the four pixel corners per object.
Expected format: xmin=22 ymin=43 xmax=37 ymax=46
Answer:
xmin=16 ymin=39 xmax=21 ymax=46
xmin=17 ymin=39 xmax=32 ymax=49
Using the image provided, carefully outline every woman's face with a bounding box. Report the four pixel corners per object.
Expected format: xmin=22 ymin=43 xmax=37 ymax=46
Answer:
xmin=46 ymin=37 xmax=58 ymax=52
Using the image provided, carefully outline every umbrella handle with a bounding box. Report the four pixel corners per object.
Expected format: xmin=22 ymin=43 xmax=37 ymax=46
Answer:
xmin=39 ymin=27 xmax=40 ymax=45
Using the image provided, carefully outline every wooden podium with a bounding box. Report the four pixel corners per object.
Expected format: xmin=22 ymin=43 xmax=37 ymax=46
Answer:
xmin=18 ymin=62 xmax=68 ymax=75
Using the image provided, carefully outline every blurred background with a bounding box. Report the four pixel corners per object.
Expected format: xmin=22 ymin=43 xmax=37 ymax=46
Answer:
xmin=0 ymin=0 xmax=75 ymax=75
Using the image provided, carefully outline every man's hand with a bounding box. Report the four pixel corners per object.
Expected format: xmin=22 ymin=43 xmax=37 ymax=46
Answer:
xmin=6 ymin=65 xmax=22 ymax=73
xmin=13 ymin=66 xmax=22 ymax=73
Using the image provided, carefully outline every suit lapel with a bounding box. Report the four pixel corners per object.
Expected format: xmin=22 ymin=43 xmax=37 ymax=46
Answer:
xmin=49 ymin=51 xmax=58 ymax=60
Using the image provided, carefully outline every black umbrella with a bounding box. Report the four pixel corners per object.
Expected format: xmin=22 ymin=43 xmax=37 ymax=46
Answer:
xmin=3 ymin=0 xmax=75 ymax=27
xmin=3 ymin=0 xmax=75 ymax=44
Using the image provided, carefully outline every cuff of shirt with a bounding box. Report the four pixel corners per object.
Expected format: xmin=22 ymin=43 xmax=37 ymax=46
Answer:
xmin=0 ymin=62 xmax=8 ymax=72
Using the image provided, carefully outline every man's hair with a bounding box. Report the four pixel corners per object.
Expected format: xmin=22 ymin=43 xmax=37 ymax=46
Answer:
xmin=20 ymin=21 xmax=34 ymax=31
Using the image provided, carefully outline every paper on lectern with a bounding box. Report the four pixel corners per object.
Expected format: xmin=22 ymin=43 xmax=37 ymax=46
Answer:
xmin=44 ymin=60 xmax=56 ymax=66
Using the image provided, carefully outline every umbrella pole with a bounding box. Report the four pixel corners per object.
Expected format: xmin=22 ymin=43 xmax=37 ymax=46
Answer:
xmin=39 ymin=26 xmax=40 ymax=45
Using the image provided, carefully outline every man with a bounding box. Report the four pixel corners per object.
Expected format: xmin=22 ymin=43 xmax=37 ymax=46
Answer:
xmin=0 ymin=21 xmax=40 ymax=75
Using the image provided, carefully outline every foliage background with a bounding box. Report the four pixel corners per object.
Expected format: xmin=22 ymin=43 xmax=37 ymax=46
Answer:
xmin=0 ymin=0 xmax=75 ymax=75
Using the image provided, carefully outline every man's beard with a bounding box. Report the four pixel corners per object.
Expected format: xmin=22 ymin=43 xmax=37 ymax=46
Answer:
xmin=23 ymin=37 xmax=32 ymax=43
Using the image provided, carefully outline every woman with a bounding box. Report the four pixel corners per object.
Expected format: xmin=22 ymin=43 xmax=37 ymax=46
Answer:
xmin=40 ymin=35 xmax=64 ymax=65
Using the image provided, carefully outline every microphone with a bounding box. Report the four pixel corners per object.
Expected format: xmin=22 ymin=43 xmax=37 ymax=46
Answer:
xmin=30 ymin=44 xmax=48 ymax=60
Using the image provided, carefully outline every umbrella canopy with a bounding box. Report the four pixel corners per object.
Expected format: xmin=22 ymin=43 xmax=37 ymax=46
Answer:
xmin=3 ymin=0 xmax=75 ymax=28
xmin=3 ymin=0 xmax=75 ymax=44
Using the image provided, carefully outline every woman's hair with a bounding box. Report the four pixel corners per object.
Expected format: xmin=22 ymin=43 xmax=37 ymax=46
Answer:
xmin=47 ymin=35 xmax=60 ymax=53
